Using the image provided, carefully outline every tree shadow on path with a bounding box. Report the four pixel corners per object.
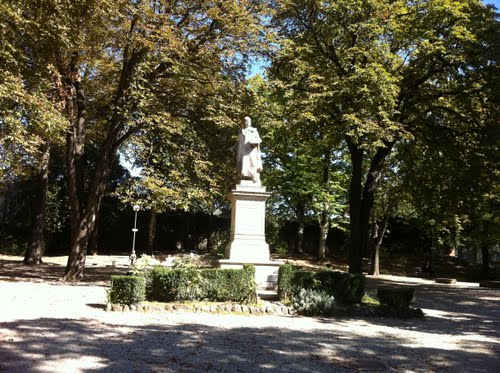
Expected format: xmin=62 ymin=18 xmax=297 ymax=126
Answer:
xmin=0 ymin=258 xmax=127 ymax=286
xmin=364 ymin=277 xmax=500 ymax=340
xmin=0 ymin=317 xmax=499 ymax=372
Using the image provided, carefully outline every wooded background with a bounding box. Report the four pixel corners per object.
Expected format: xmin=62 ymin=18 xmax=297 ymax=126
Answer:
xmin=1 ymin=0 xmax=498 ymax=280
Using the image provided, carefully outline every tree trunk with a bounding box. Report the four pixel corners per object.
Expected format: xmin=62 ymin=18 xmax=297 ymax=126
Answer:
xmin=347 ymin=139 xmax=363 ymax=274
xmin=318 ymin=149 xmax=331 ymax=260
xmin=207 ymin=212 xmax=214 ymax=252
xmin=64 ymin=215 xmax=92 ymax=280
xmin=63 ymin=137 xmax=116 ymax=281
xmin=24 ymin=142 xmax=51 ymax=265
xmin=369 ymin=214 xmax=389 ymax=276
xmin=318 ymin=209 xmax=329 ymax=260
xmin=347 ymin=137 xmax=393 ymax=274
xmin=368 ymin=221 xmax=379 ymax=275
xmin=87 ymin=215 xmax=99 ymax=255
xmin=184 ymin=213 xmax=190 ymax=251
xmin=481 ymin=244 xmax=490 ymax=278
xmin=63 ymin=59 xmax=88 ymax=281
xmin=295 ymin=201 xmax=305 ymax=254
xmin=147 ymin=210 xmax=157 ymax=256
xmin=62 ymin=36 xmax=146 ymax=281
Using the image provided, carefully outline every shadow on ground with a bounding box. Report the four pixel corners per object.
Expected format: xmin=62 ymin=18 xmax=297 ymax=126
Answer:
xmin=364 ymin=277 xmax=500 ymax=340
xmin=1 ymin=257 xmax=499 ymax=372
xmin=0 ymin=317 xmax=499 ymax=372
xmin=0 ymin=259 xmax=127 ymax=286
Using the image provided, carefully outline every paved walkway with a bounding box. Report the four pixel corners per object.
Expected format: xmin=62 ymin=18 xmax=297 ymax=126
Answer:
xmin=0 ymin=256 xmax=499 ymax=372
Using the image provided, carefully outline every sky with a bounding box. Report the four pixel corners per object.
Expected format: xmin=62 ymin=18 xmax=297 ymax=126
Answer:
xmin=485 ymin=0 xmax=500 ymax=8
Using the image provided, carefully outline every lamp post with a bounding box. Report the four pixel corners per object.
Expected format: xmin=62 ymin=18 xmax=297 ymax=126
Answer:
xmin=429 ymin=219 xmax=436 ymax=277
xmin=130 ymin=204 xmax=140 ymax=266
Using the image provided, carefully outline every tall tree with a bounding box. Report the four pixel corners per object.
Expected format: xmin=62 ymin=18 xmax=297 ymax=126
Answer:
xmin=58 ymin=0 xmax=266 ymax=280
xmin=2 ymin=0 xmax=267 ymax=279
xmin=269 ymin=0 xmax=497 ymax=273
xmin=249 ymin=75 xmax=347 ymax=257
xmin=1 ymin=0 xmax=69 ymax=263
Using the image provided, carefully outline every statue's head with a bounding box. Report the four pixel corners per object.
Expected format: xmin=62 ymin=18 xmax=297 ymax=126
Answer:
xmin=244 ymin=116 xmax=251 ymax=128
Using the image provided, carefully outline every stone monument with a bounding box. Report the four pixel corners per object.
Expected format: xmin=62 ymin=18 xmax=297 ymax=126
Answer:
xmin=219 ymin=117 xmax=283 ymax=289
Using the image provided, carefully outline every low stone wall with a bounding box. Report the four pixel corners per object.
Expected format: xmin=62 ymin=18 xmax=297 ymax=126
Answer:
xmin=107 ymin=302 xmax=294 ymax=316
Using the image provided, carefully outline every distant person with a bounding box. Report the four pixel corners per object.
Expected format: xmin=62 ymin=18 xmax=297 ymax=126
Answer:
xmin=422 ymin=260 xmax=433 ymax=277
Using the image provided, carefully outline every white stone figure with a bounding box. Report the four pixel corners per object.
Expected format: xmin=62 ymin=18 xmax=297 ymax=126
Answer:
xmin=237 ymin=116 xmax=263 ymax=183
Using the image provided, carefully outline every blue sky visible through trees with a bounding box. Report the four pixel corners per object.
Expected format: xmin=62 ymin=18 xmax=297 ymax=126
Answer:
xmin=122 ymin=0 xmax=499 ymax=176
xmin=247 ymin=1 xmax=500 ymax=78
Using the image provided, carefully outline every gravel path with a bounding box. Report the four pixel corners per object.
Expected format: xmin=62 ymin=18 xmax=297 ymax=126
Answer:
xmin=0 ymin=258 xmax=499 ymax=372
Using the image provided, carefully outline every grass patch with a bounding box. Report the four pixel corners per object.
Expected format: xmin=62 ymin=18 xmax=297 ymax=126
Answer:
xmin=362 ymin=293 xmax=380 ymax=306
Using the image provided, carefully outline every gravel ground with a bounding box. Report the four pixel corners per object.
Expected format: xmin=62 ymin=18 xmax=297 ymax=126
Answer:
xmin=0 ymin=256 xmax=499 ymax=372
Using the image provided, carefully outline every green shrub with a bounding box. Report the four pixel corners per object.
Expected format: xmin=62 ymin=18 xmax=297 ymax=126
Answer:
xmin=150 ymin=265 xmax=256 ymax=303
xmin=128 ymin=254 xmax=155 ymax=298
xmin=277 ymin=264 xmax=294 ymax=301
xmin=0 ymin=233 xmax=27 ymax=255
xmin=278 ymin=265 xmax=318 ymax=301
xmin=278 ymin=267 xmax=365 ymax=304
xmin=317 ymin=271 xmax=366 ymax=304
xmin=150 ymin=266 xmax=205 ymax=302
xmin=377 ymin=286 xmax=416 ymax=309
xmin=273 ymin=243 xmax=289 ymax=255
xmin=108 ymin=275 xmax=146 ymax=305
xmin=293 ymin=270 xmax=318 ymax=290
xmin=293 ymin=288 xmax=336 ymax=316
xmin=202 ymin=264 xmax=256 ymax=303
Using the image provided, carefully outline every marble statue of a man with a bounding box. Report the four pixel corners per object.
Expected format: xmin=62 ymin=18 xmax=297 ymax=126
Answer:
xmin=237 ymin=116 xmax=263 ymax=183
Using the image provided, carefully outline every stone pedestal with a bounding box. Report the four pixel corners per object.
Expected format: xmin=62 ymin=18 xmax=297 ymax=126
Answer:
xmin=219 ymin=181 xmax=283 ymax=289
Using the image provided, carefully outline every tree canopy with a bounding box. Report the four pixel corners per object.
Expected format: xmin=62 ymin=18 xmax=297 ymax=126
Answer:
xmin=0 ymin=0 xmax=497 ymax=278
xmin=266 ymin=0 xmax=498 ymax=273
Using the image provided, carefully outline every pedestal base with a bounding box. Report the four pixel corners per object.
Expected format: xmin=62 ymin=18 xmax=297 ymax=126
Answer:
xmin=223 ymin=182 xmax=283 ymax=290
xmin=225 ymin=182 xmax=272 ymax=262
xmin=219 ymin=259 xmax=284 ymax=290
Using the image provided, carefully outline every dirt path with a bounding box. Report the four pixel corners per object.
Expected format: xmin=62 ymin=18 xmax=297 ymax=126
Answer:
xmin=0 ymin=256 xmax=499 ymax=372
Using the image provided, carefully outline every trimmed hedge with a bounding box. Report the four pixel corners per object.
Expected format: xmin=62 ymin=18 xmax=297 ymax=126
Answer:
xmin=149 ymin=266 xmax=198 ymax=302
xmin=278 ymin=264 xmax=365 ymax=304
xmin=150 ymin=264 xmax=256 ymax=303
xmin=377 ymin=286 xmax=416 ymax=309
xmin=109 ymin=275 xmax=146 ymax=305
xmin=315 ymin=271 xmax=366 ymax=304
xmin=201 ymin=265 xmax=256 ymax=303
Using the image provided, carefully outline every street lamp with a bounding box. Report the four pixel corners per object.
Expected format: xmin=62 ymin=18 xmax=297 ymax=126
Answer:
xmin=130 ymin=204 xmax=140 ymax=266
xmin=429 ymin=219 xmax=436 ymax=277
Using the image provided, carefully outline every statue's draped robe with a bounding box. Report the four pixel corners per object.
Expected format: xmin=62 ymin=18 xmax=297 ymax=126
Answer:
xmin=237 ymin=126 xmax=262 ymax=182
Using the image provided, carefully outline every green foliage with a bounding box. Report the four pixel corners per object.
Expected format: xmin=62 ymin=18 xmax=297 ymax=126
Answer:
xmin=249 ymin=75 xmax=349 ymax=246
xmin=108 ymin=276 xmax=146 ymax=306
xmin=277 ymin=264 xmax=294 ymax=301
xmin=293 ymin=288 xmax=336 ymax=317
xmin=150 ymin=265 xmax=256 ymax=304
xmin=377 ymin=287 xmax=416 ymax=310
xmin=266 ymin=0 xmax=498 ymax=272
xmin=315 ymin=271 xmax=366 ymax=304
xmin=150 ymin=266 xmax=205 ymax=302
xmin=2 ymin=0 xmax=270 ymax=280
xmin=278 ymin=265 xmax=365 ymax=304
xmin=0 ymin=233 xmax=27 ymax=255
xmin=273 ymin=244 xmax=289 ymax=256
xmin=106 ymin=1 xmax=270 ymax=216
xmin=362 ymin=293 xmax=380 ymax=306
xmin=201 ymin=265 xmax=257 ymax=303
xmin=277 ymin=264 xmax=317 ymax=301
xmin=128 ymin=254 xmax=155 ymax=297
